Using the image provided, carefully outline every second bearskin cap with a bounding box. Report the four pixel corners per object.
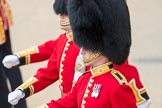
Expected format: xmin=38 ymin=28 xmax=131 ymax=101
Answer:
xmin=53 ymin=0 xmax=67 ymax=15
xmin=67 ymin=0 xmax=131 ymax=65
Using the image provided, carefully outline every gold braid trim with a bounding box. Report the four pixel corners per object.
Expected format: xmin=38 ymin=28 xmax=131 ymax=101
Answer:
xmin=128 ymin=79 xmax=146 ymax=104
xmin=0 ymin=16 xmax=6 ymax=44
xmin=91 ymin=62 xmax=113 ymax=77
xmin=15 ymin=46 xmax=39 ymax=64
xmin=16 ymin=46 xmax=39 ymax=57
xmin=25 ymin=55 xmax=30 ymax=64
xmin=140 ymin=88 xmax=146 ymax=94
xmin=66 ymin=32 xmax=73 ymax=40
xmin=17 ymin=77 xmax=38 ymax=91
xmin=29 ymin=85 xmax=34 ymax=96
xmin=2 ymin=2 xmax=13 ymax=25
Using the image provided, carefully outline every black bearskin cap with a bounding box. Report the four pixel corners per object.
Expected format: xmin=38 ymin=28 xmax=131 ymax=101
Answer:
xmin=67 ymin=0 xmax=131 ymax=65
xmin=53 ymin=0 xmax=68 ymax=15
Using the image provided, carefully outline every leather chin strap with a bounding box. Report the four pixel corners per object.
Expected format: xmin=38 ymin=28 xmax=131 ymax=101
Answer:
xmin=83 ymin=52 xmax=101 ymax=63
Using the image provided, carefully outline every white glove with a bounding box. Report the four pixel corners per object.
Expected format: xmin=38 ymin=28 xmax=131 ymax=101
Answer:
xmin=8 ymin=89 xmax=25 ymax=105
xmin=137 ymin=99 xmax=151 ymax=108
xmin=2 ymin=55 xmax=20 ymax=69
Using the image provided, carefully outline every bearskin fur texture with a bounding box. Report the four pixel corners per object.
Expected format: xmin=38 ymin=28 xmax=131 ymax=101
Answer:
xmin=67 ymin=0 xmax=131 ymax=65
xmin=53 ymin=0 xmax=68 ymax=15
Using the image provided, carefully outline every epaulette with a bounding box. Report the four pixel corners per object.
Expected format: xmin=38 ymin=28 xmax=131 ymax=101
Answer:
xmin=111 ymin=69 xmax=128 ymax=85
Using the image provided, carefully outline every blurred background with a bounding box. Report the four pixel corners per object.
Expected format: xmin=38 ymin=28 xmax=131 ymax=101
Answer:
xmin=7 ymin=0 xmax=162 ymax=107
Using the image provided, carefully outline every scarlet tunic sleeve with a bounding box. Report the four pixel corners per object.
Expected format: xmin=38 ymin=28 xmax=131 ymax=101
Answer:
xmin=111 ymin=85 xmax=137 ymax=108
xmin=16 ymin=42 xmax=59 ymax=98
xmin=32 ymin=47 xmax=59 ymax=93
xmin=30 ymin=40 xmax=56 ymax=63
xmin=16 ymin=40 xmax=56 ymax=65
xmin=17 ymin=34 xmax=80 ymax=98
xmin=114 ymin=63 xmax=150 ymax=105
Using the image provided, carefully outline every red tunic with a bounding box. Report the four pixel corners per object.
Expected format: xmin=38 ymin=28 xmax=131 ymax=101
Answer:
xmin=46 ymin=63 xmax=137 ymax=108
xmin=16 ymin=40 xmax=56 ymax=64
xmin=16 ymin=33 xmax=80 ymax=96
xmin=15 ymin=38 xmax=150 ymax=105
xmin=32 ymin=33 xmax=80 ymax=94
xmin=16 ymin=43 xmax=149 ymax=105
xmin=30 ymin=40 xmax=56 ymax=63
xmin=15 ymin=34 xmax=149 ymax=106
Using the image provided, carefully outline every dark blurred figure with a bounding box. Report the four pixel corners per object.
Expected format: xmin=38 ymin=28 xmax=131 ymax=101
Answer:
xmin=0 ymin=0 xmax=27 ymax=108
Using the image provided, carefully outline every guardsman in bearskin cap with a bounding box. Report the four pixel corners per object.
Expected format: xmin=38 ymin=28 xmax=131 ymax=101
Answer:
xmin=6 ymin=0 xmax=80 ymax=105
xmin=36 ymin=0 xmax=151 ymax=108
xmin=0 ymin=0 xmax=27 ymax=108
xmin=68 ymin=0 xmax=152 ymax=106
xmin=5 ymin=0 xmax=150 ymax=107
